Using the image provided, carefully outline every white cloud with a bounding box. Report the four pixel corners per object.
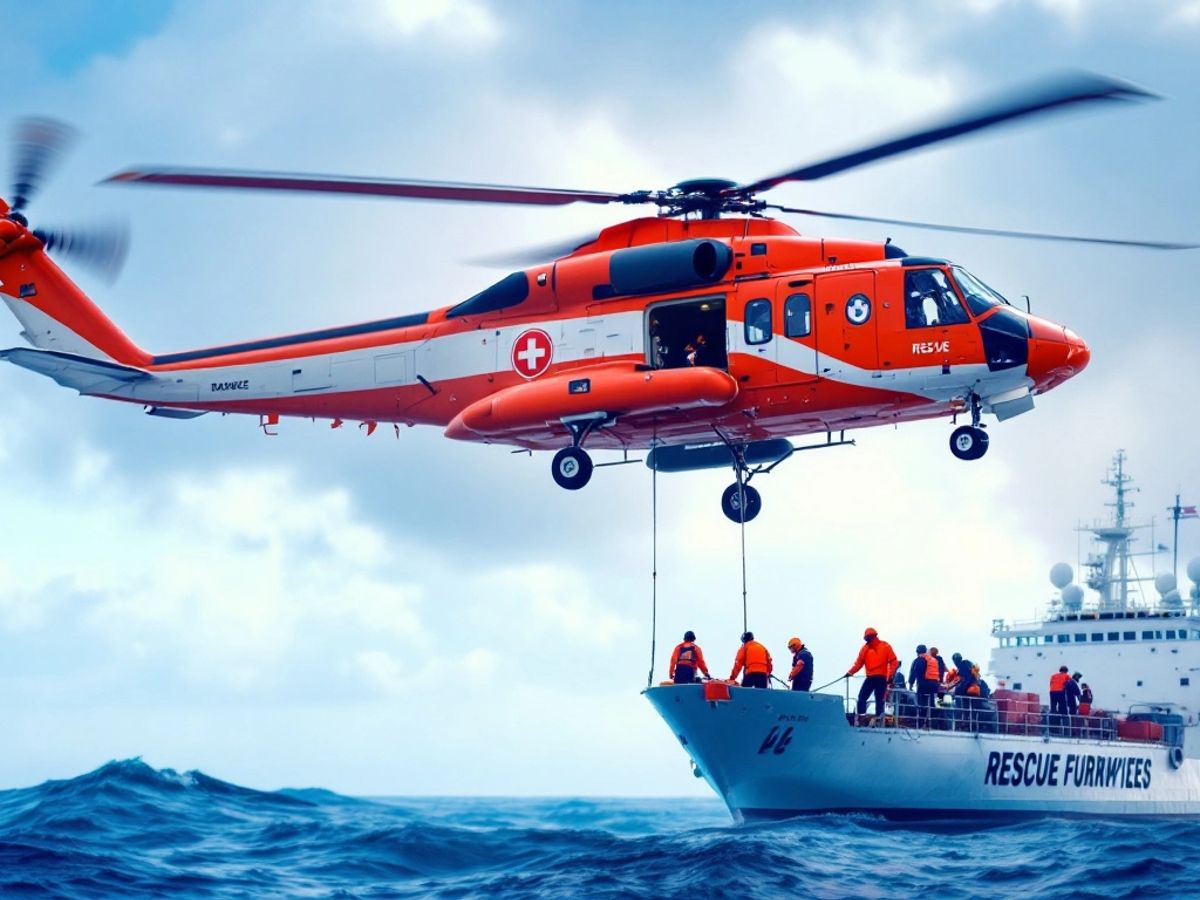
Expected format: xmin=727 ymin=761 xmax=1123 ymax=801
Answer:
xmin=335 ymin=0 xmax=501 ymax=47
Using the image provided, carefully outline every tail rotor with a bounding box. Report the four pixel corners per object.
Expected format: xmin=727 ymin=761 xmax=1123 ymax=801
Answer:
xmin=6 ymin=117 xmax=129 ymax=282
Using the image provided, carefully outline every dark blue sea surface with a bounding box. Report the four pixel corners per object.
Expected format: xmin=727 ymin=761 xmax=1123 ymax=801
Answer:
xmin=0 ymin=759 xmax=1195 ymax=898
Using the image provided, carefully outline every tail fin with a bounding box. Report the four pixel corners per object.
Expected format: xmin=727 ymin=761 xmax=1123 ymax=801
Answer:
xmin=0 ymin=221 xmax=149 ymax=365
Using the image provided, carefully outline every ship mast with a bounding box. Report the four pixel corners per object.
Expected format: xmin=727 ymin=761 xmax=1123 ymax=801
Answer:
xmin=1083 ymin=450 xmax=1140 ymax=611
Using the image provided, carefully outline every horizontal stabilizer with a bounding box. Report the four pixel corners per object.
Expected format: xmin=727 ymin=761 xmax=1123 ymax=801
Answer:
xmin=0 ymin=346 xmax=150 ymax=393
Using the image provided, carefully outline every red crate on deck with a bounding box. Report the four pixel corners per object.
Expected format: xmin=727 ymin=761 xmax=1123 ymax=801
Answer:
xmin=1117 ymin=719 xmax=1163 ymax=742
xmin=703 ymin=681 xmax=731 ymax=702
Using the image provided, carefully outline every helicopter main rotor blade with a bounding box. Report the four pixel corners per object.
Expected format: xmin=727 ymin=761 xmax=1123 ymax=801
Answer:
xmin=735 ymin=71 xmax=1157 ymax=195
xmin=768 ymin=204 xmax=1198 ymax=250
xmin=11 ymin=118 xmax=77 ymax=216
xmin=465 ymin=230 xmax=603 ymax=267
xmin=104 ymin=168 xmax=630 ymax=207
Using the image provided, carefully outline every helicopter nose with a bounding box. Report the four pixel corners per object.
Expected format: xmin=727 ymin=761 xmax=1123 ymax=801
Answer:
xmin=1064 ymin=327 xmax=1090 ymax=374
xmin=1027 ymin=320 xmax=1089 ymax=389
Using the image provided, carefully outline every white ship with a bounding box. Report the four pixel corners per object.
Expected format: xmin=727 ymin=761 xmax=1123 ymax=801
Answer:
xmin=990 ymin=451 xmax=1200 ymax=721
xmin=645 ymin=452 xmax=1200 ymax=820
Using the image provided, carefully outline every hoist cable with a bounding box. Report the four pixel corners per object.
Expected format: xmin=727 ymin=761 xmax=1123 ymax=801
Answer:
xmin=646 ymin=434 xmax=658 ymax=691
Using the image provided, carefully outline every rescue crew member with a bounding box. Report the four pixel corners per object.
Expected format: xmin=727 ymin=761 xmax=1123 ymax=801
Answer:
xmin=845 ymin=627 xmax=898 ymax=723
xmin=731 ymin=631 xmax=773 ymax=689
xmin=1049 ymin=666 xmax=1071 ymax=725
xmin=787 ymin=637 xmax=813 ymax=692
xmin=928 ymin=646 xmax=948 ymax=685
xmin=1079 ymin=681 xmax=1094 ymax=716
xmin=909 ymin=644 xmax=941 ymax=726
xmin=1065 ymin=670 xmax=1083 ymax=716
xmin=669 ymin=630 xmax=710 ymax=684
xmin=947 ymin=653 xmax=978 ymax=695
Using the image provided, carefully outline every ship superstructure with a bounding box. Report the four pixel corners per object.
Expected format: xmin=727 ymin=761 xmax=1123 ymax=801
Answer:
xmin=989 ymin=452 xmax=1200 ymax=721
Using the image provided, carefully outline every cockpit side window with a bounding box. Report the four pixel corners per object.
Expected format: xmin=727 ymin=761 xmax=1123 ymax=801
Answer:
xmin=904 ymin=268 xmax=970 ymax=328
xmin=952 ymin=267 xmax=1008 ymax=317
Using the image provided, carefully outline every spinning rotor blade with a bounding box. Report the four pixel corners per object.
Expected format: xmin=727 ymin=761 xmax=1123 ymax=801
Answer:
xmin=735 ymin=71 xmax=1156 ymax=194
xmin=11 ymin=118 xmax=77 ymax=215
xmin=769 ymin=205 xmax=1198 ymax=250
xmin=104 ymin=168 xmax=627 ymax=207
xmin=33 ymin=222 xmax=130 ymax=283
xmin=466 ymin=230 xmax=601 ymax=267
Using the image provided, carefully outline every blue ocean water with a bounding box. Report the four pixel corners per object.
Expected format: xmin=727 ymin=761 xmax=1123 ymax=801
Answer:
xmin=0 ymin=759 xmax=1195 ymax=898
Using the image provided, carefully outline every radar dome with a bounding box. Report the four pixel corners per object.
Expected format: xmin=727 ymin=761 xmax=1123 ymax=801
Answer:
xmin=1155 ymin=573 xmax=1178 ymax=596
xmin=1062 ymin=584 xmax=1084 ymax=610
xmin=1188 ymin=557 xmax=1200 ymax=584
xmin=1049 ymin=563 xmax=1073 ymax=589
xmin=1163 ymin=589 xmax=1183 ymax=608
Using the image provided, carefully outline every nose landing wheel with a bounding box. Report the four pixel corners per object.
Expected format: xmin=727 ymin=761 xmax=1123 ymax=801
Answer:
xmin=950 ymin=425 xmax=989 ymax=460
xmin=721 ymin=482 xmax=762 ymax=523
xmin=950 ymin=393 xmax=989 ymax=461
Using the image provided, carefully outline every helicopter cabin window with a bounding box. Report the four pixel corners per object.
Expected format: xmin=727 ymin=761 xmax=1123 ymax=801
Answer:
xmin=784 ymin=294 xmax=811 ymax=338
xmin=744 ymin=299 xmax=772 ymax=345
xmin=904 ymin=268 xmax=970 ymax=328
xmin=647 ymin=297 xmax=728 ymax=370
xmin=952 ymin=267 xmax=1008 ymax=316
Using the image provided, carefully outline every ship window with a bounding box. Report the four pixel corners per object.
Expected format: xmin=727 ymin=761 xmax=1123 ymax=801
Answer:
xmin=1013 ymin=682 xmax=1022 ymax=690
xmin=1090 ymin=633 xmax=1103 ymax=642
xmin=1107 ymin=632 xmax=1119 ymax=641
xmin=1074 ymin=633 xmax=1086 ymax=642
xmin=1124 ymin=631 xmax=1135 ymax=640
xmin=1183 ymin=678 xmax=1192 ymax=687
xmin=1142 ymin=630 xmax=1155 ymax=639
xmin=784 ymin=294 xmax=811 ymax=338
xmin=744 ymin=299 xmax=772 ymax=345
xmin=1156 ymin=630 xmax=1164 ymax=639
xmin=1167 ymin=629 xmax=1177 ymax=639
xmin=1043 ymin=635 xmax=1053 ymax=644
xmin=1137 ymin=680 xmax=1144 ymax=687
xmin=1056 ymin=634 xmax=1069 ymax=643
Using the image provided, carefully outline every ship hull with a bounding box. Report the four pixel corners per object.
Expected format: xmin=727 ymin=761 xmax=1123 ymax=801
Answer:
xmin=646 ymin=685 xmax=1200 ymax=821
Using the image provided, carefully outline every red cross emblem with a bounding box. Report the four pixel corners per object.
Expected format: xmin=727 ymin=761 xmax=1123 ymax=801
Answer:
xmin=511 ymin=328 xmax=553 ymax=379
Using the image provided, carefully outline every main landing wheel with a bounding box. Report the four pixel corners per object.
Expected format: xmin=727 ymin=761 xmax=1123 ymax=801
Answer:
xmin=721 ymin=483 xmax=762 ymax=523
xmin=552 ymin=447 xmax=594 ymax=490
xmin=949 ymin=425 xmax=989 ymax=461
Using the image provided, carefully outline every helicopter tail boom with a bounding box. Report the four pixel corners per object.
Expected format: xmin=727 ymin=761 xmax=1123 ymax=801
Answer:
xmin=0 ymin=224 xmax=149 ymax=367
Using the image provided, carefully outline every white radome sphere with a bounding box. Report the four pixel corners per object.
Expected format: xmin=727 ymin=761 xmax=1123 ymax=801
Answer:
xmin=1187 ymin=557 xmax=1200 ymax=584
xmin=1155 ymin=573 xmax=1178 ymax=596
xmin=1062 ymin=584 xmax=1085 ymax=609
xmin=1050 ymin=563 xmax=1074 ymax=589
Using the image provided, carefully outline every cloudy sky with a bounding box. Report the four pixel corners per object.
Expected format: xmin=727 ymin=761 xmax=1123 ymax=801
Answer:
xmin=1 ymin=0 xmax=1198 ymax=796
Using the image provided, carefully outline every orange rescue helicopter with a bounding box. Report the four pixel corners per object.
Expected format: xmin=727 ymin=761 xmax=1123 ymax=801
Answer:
xmin=0 ymin=73 xmax=1194 ymax=522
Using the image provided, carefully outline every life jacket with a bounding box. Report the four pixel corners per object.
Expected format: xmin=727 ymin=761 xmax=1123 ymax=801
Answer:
xmin=743 ymin=641 xmax=772 ymax=674
xmin=677 ymin=643 xmax=698 ymax=667
xmin=1049 ymin=671 xmax=1071 ymax=692
xmin=921 ymin=653 xmax=940 ymax=682
xmin=966 ymin=683 xmax=981 ymax=696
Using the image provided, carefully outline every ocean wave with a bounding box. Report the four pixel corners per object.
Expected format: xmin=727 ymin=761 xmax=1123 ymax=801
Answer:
xmin=0 ymin=760 xmax=1197 ymax=898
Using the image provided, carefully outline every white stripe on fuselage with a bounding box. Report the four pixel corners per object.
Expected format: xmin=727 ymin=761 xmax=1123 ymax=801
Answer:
xmin=92 ymin=311 xmax=1029 ymax=411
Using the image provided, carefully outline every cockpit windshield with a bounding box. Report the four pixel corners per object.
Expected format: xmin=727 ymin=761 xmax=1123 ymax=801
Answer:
xmin=951 ymin=267 xmax=1010 ymax=316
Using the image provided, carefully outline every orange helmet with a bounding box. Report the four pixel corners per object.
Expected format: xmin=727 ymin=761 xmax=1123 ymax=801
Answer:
xmin=864 ymin=627 xmax=878 ymax=639
xmin=787 ymin=637 xmax=802 ymax=650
